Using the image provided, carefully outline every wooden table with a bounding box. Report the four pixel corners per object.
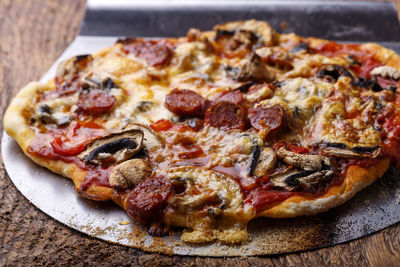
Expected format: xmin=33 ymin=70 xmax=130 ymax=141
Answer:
xmin=1 ymin=0 xmax=399 ymax=265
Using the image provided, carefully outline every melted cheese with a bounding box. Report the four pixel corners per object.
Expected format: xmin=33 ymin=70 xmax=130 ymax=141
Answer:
xmin=163 ymin=166 xmax=255 ymax=243
xmin=26 ymin=22 xmax=395 ymax=244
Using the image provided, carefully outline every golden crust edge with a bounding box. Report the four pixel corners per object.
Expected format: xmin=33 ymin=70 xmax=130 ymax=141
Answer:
xmin=3 ymin=31 xmax=400 ymax=217
xmin=253 ymin=39 xmax=399 ymax=218
xmin=3 ymin=82 xmax=114 ymax=201
xmin=305 ymin=37 xmax=400 ymax=70
xmin=257 ymin=158 xmax=391 ymax=218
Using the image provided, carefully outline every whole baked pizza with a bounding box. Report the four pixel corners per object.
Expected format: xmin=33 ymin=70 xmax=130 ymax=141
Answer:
xmin=4 ymin=20 xmax=400 ymax=244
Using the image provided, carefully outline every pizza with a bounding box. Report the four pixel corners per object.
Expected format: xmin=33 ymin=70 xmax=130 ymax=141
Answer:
xmin=4 ymin=19 xmax=400 ymax=244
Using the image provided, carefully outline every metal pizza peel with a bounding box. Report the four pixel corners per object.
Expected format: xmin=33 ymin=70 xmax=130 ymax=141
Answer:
xmin=2 ymin=0 xmax=400 ymax=256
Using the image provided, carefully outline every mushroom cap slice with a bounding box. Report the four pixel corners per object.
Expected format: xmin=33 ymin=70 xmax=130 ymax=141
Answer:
xmin=214 ymin=19 xmax=276 ymax=46
xmin=124 ymin=123 xmax=164 ymax=152
xmin=270 ymin=168 xmax=334 ymax=191
xmin=277 ymin=147 xmax=330 ymax=171
xmin=78 ymin=129 xmax=143 ymax=165
xmin=370 ymin=66 xmax=400 ymax=81
xmin=321 ymin=144 xmax=381 ymax=159
xmin=237 ymin=53 xmax=274 ymax=83
xmin=109 ymin=159 xmax=152 ymax=189
xmin=56 ymin=54 xmax=93 ymax=79
xmin=253 ymin=147 xmax=277 ymax=177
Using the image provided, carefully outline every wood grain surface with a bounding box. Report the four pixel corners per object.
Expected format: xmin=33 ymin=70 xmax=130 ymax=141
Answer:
xmin=1 ymin=0 xmax=400 ymax=266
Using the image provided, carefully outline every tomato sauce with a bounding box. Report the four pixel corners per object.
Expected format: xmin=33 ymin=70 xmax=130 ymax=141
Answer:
xmin=312 ymin=41 xmax=382 ymax=79
xmin=244 ymin=181 xmax=297 ymax=212
xmin=380 ymin=95 xmax=400 ymax=166
xmin=26 ymin=38 xmax=400 ymax=217
xmin=27 ymin=121 xmax=113 ymax=189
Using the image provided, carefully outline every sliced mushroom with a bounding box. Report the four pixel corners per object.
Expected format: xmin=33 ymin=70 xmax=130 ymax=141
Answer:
xmin=317 ymin=64 xmax=354 ymax=83
xmin=109 ymin=159 xmax=152 ymax=189
xmin=347 ymin=55 xmax=361 ymax=66
xmin=214 ymin=20 xmax=276 ymax=46
xmin=123 ymin=123 xmax=164 ymax=152
xmin=79 ymin=129 xmax=143 ymax=165
xmin=83 ymin=77 xmax=119 ymax=91
xmin=168 ymin=172 xmax=232 ymax=215
xmin=232 ymin=29 xmax=258 ymax=46
xmin=237 ymin=53 xmax=274 ymax=83
xmin=242 ymin=133 xmax=274 ymax=176
xmin=321 ymin=143 xmax=381 ymax=158
xmin=30 ymin=104 xmax=71 ymax=126
xmin=51 ymin=112 xmax=72 ymax=126
xmin=214 ymin=28 xmax=257 ymax=49
xmin=270 ymin=168 xmax=334 ymax=191
xmin=277 ymin=147 xmax=330 ymax=171
xmin=56 ymin=54 xmax=93 ymax=80
xmin=353 ymin=77 xmax=383 ymax=92
xmin=248 ymin=142 xmax=261 ymax=176
xmin=222 ymin=65 xmax=241 ymax=80
xmin=215 ymin=29 xmax=235 ymax=41
xmin=135 ymin=101 xmax=154 ymax=112
xmin=252 ymin=147 xmax=277 ymax=177
xmin=290 ymin=42 xmax=309 ymax=54
xmin=269 ymin=168 xmax=299 ymax=190
xmin=370 ymin=66 xmax=400 ymax=81
xmin=289 ymin=170 xmax=334 ymax=191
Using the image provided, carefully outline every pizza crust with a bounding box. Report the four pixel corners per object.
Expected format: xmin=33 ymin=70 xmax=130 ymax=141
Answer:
xmin=3 ymin=21 xmax=400 ymax=247
xmin=3 ymin=82 xmax=114 ymax=201
xmin=258 ymin=158 xmax=391 ymax=218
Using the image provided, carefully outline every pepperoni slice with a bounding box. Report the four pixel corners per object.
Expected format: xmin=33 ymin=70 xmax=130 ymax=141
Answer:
xmin=205 ymin=101 xmax=248 ymax=130
xmin=123 ymin=39 xmax=172 ymax=66
xmin=165 ymin=89 xmax=209 ymax=117
xmin=214 ymin=90 xmax=246 ymax=106
xmin=77 ymin=91 xmax=116 ymax=113
xmin=249 ymin=105 xmax=288 ymax=133
xmin=126 ymin=175 xmax=173 ymax=224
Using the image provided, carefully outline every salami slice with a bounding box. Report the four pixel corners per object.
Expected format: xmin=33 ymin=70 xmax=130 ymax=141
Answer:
xmin=205 ymin=101 xmax=248 ymax=130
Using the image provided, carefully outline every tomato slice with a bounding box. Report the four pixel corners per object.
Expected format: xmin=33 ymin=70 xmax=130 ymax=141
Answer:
xmin=50 ymin=136 xmax=86 ymax=156
xmin=150 ymin=119 xmax=173 ymax=131
xmin=150 ymin=119 xmax=192 ymax=132
xmin=49 ymin=121 xmax=105 ymax=156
